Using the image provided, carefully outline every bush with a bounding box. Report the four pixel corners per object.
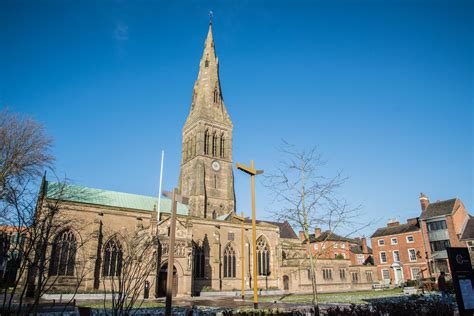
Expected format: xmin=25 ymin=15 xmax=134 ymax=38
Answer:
xmin=405 ymin=280 xmax=417 ymax=287
xmin=325 ymin=295 xmax=454 ymax=316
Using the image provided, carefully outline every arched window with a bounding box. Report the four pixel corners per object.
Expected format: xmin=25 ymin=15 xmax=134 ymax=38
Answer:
xmin=257 ymin=236 xmax=270 ymax=276
xmin=103 ymin=238 xmax=123 ymax=277
xmin=220 ymin=133 xmax=225 ymax=158
xmin=192 ymin=136 xmax=196 ymax=156
xmin=223 ymin=244 xmax=236 ymax=278
xmin=213 ymin=88 xmax=219 ymax=104
xmin=204 ymin=130 xmax=210 ymax=155
xmin=212 ymin=132 xmax=217 ymax=157
xmin=49 ymin=230 xmax=77 ymax=276
xmin=187 ymin=139 xmax=192 ymax=159
xmin=205 ymin=59 xmax=209 ymax=67
xmin=193 ymin=242 xmax=205 ymax=278
xmin=212 ymin=210 xmax=217 ymax=219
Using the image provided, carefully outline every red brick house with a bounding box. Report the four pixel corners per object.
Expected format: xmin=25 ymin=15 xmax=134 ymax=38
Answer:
xmin=371 ymin=218 xmax=429 ymax=286
xmin=419 ymin=193 xmax=471 ymax=274
xmin=460 ymin=216 xmax=474 ymax=267
xmin=305 ymin=229 xmax=373 ymax=265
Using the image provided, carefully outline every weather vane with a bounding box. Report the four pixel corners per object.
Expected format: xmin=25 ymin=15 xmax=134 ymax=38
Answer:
xmin=209 ymin=10 xmax=213 ymax=24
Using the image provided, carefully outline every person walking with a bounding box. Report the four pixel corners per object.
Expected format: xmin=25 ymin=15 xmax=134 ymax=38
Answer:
xmin=437 ymin=272 xmax=451 ymax=304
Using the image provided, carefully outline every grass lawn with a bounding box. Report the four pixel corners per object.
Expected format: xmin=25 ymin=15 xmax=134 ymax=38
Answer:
xmin=260 ymin=288 xmax=404 ymax=304
xmin=76 ymin=300 xmax=165 ymax=309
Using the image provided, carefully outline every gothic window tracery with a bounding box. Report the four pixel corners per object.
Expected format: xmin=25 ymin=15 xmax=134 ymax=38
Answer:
xmin=103 ymin=238 xmax=123 ymax=277
xmin=49 ymin=230 xmax=77 ymax=276
xmin=193 ymin=241 xmax=205 ymax=278
xmin=257 ymin=236 xmax=270 ymax=276
xmin=204 ymin=130 xmax=210 ymax=155
xmin=223 ymin=243 xmax=236 ymax=278
xmin=212 ymin=132 xmax=217 ymax=157
xmin=220 ymin=133 xmax=225 ymax=158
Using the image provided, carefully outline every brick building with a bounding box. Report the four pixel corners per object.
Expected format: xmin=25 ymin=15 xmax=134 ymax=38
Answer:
xmin=419 ymin=193 xmax=471 ymax=274
xmin=371 ymin=218 xmax=429 ymax=286
xmin=460 ymin=217 xmax=474 ymax=267
xmin=306 ymin=229 xmax=373 ymax=265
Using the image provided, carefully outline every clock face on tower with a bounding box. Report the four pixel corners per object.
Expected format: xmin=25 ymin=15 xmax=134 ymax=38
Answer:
xmin=211 ymin=160 xmax=221 ymax=171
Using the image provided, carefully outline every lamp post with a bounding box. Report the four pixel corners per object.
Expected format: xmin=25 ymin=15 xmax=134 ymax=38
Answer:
xmin=236 ymin=160 xmax=263 ymax=309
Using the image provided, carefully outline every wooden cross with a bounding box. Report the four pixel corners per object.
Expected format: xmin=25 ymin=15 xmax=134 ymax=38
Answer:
xmin=236 ymin=160 xmax=263 ymax=309
xmin=162 ymin=188 xmax=188 ymax=316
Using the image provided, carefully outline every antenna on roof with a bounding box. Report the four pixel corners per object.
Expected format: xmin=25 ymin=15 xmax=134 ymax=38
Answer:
xmin=157 ymin=150 xmax=164 ymax=222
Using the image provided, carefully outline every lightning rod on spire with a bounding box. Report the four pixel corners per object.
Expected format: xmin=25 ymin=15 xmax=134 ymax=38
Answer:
xmin=209 ymin=10 xmax=213 ymax=24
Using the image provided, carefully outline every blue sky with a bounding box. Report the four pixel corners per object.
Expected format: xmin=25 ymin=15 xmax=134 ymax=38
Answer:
xmin=1 ymin=0 xmax=472 ymax=239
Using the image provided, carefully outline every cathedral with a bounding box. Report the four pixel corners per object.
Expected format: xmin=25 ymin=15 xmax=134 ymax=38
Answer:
xmin=31 ymin=22 xmax=377 ymax=297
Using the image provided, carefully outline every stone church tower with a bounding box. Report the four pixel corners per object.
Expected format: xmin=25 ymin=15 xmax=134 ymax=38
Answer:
xmin=179 ymin=22 xmax=235 ymax=218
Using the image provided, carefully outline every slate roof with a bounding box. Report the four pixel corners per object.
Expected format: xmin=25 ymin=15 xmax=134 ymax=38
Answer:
xmin=243 ymin=219 xmax=298 ymax=239
xmin=371 ymin=222 xmax=420 ymax=238
xmin=350 ymin=241 xmax=373 ymax=254
xmin=420 ymin=198 xmax=457 ymax=219
xmin=308 ymin=231 xmax=356 ymax=243
xmin=45 ymin=182 xmax=189 ymax=216
xmin=461 ymin=217 xmax=474 ymax=240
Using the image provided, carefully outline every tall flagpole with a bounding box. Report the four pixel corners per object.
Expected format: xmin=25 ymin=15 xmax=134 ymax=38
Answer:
xmin=157 ymin=150 xmax=164 ymax=221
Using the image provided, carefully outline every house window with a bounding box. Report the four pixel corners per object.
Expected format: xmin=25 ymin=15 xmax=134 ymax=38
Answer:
xmin=391 ymin=238 xmax=398 ymax=245
xmin=406 ymin=235 xmax=414 ymax=243
xmin=223 ymin=244 xmax=236 ymax=278
xmin=380 ymin=251 xmax=387 ymax=263
xmin=357 ymin=254 xmax=365 ymax=265
xmin=256 ymin=236 xmax=270 ymax=276
xmin=427 ymin=220 xmax=447 ymax=232
xmin=351 ymin=272 xmax=359 ymax=283
xmin=102 ymin=238 xmax=123 ymax=277
xmin=393 ymin=250 xmax=400 ymax=262
xmin=49 ymin=230 xmax=77 ymax=276
xmin=366 ymin=271 xmax=373 ymax=282
xmin=411 ymin=267 xmax=421 ymax=279
xmin=430 ymin=240 xmax=451 ymax=252
xmin=334 ymin=243 xmax=338 ymax=248
xmin=468 ymin=241 xmax=474 ymax=252
xmin=382 ymin=269 xmax=390 ymax=280
xmin=378 ymin=239 xmax=385 ymax=246
xmin=339 ymin=268 xmax=346 ymax=280
xmin=408 ymin=249 xmax=417 ymax=262
xmin=322 ymin=268 xmax=333 ymax=280
xmin=341 ymin=243 xmax=345 ymax=249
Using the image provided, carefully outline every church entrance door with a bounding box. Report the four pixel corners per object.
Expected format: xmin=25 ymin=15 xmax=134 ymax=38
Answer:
xmin=156 ymin=263 xmax=178 ymax=297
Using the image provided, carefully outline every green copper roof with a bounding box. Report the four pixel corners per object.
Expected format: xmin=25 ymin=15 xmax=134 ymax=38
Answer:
xmin=45 ymin=182 xmax=189 ymax=216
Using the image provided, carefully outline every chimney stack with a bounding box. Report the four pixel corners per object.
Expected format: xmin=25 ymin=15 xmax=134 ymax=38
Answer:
xmin=407 ymin=217 xmax=418 ymax=226
xmin=314 ymin=228 xmax=321 ymax=237
xmin=298 ymin=231 xmax=306 ymax=241
xmin=361 ymin=237 xmax=368 ymax=253
xmin=387 ymin=219 xmax=400 ymax=227
xmin=419 ymin=193 xmax=429 ymax=212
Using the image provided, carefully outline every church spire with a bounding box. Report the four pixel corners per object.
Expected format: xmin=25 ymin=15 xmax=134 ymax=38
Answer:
xmin=185 ymin=20 xmax=232 ymax=127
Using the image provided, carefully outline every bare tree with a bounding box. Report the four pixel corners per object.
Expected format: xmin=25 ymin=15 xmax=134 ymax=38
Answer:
xmin=102 ymin=228 xmax=157 ymax=316
xmin=264 ymin=141 xmax=371 ymax=313
xmin=0 ymin=109 xmax=53 ymax=211
xmin=0 ymin=110 xmax=89 ymax=314
xmin=1 ymin=179 xmax=92 ymax=315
